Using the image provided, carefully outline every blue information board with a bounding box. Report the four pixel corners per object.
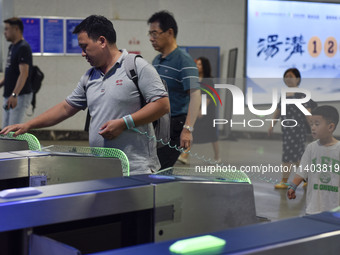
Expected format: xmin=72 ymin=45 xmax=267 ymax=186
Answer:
xmin=66 ymin=19 xmax=82 ymax=54
xmin=21 ymin=17 xmax=41 ymax=53
xmin=43 ymin=18 xmax=64 ymax=54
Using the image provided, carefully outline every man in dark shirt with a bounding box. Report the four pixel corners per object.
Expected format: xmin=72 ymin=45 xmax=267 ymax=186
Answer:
xmin=0 ymin=17 xmax=32 ymax=128
xmin=148 ymin=11 xmax=201 ymax=169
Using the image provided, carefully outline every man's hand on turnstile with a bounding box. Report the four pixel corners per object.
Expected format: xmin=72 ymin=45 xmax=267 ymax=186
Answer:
xmin=0 ymin=123 xmax=29 ymax=137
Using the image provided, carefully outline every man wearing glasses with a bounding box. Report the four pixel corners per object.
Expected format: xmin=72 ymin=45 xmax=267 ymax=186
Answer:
xmin=148 ymin=10 xmax=201 ymax=169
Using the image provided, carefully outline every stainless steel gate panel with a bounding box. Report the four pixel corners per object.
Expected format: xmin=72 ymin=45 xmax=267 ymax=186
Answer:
xmin=0 ymin=138 xmax=29 ymax=152
xmin=154 ymin=181 xmax=257 ymax=242
xmin=0 ymin=153 xmax=28 ymax=180
xmin=0 ymin=177 xmax=153 ymax=232
xmin=29 ymin=156 xmax=122 ymax=185
xmin=0 ymin=150 xmax=123 ymax=186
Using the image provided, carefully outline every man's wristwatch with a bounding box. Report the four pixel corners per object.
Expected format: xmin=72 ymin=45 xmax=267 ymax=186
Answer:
xmin=183 ymin=125 xmax=194 ymax=132
xmin=11 ymin=92 xmax=17 ymax=98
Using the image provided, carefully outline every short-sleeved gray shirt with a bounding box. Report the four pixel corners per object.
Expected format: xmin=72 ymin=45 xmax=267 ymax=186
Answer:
xmin=66 ymin=49 xmax=168 ymax=174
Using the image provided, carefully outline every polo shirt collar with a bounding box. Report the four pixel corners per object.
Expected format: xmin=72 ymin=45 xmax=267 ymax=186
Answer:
xmin=101 ymin=49 xmax=128 ymax=79
xmin=158 ymin=47 xmax=180 ymax=61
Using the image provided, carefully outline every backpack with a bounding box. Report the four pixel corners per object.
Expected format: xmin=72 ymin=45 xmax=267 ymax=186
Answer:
xmin=124 ymin=54 xmax=170 ymax=148
xmin=27 ymin=65 xmax=44 ymax=116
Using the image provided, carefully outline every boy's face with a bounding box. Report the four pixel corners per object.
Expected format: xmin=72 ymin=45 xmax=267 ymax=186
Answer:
xmin=310 ymin=115 xmax=334 ymax=140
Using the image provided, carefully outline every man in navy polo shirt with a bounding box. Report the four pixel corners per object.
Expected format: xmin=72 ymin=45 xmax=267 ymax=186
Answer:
xmin=148 ymin=10 xmax=201 ymax=169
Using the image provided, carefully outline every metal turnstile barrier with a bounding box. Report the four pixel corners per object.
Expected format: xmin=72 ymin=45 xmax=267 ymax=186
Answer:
xmin=41 ymin=145 xmax=130 ymax=176
xmin=0 ymin=174 xmax=257 ymax=254
xmin=85 ymin=210 xmax=340 ymax=255
xmin=0 ymin=145 xmax=129 ymax=190
xmin=0 ymin=132 xmax=41 ymax=152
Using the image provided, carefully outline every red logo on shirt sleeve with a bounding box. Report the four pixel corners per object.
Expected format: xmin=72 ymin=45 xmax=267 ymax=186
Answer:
xmin=116 ymin=80 xmax=123 ymax=86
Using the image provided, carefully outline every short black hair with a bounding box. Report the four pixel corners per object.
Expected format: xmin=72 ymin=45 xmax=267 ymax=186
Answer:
xmin=4 ymin=17 xmax=24 ymax=33
xmin=73 ymin=15 xmax=116 ymax=44
xmin=283 ymin=68 xmax=301 ymax=86
xmin=312 ymin=105 xmax=339 ymax=130
xmin=148 ymin=10 xmax=178 ymax=38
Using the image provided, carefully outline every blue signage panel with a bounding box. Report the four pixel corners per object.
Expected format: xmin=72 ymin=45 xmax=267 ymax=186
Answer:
xmin=66 ymin=19 xmax=82 ymax=54
xmin=43 ymin=18 xmax=64 ymax=54
xmin=21 ymin=17 xmax=41 ymax=53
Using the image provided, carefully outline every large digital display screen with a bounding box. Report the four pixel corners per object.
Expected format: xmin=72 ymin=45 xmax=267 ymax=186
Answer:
xmin=246 ymin=0 xmax=340 ymax=104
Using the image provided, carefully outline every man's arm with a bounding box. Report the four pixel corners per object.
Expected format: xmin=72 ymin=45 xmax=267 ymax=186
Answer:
xmin=180 ymin=88 xmax=201 ymax=149
xmin=0 ymin=100 xmax=80 ymax=136
xmin=132 ymin=97 xmax=170 ymax=125
xmin=99 ymin=97 xmax=170 ymax=140
xmin=6 ymin=63 xmax=29 ymax=109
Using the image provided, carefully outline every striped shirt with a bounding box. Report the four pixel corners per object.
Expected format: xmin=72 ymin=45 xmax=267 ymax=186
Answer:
xmin=152 ymin=47 xmax=199 ymax=116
